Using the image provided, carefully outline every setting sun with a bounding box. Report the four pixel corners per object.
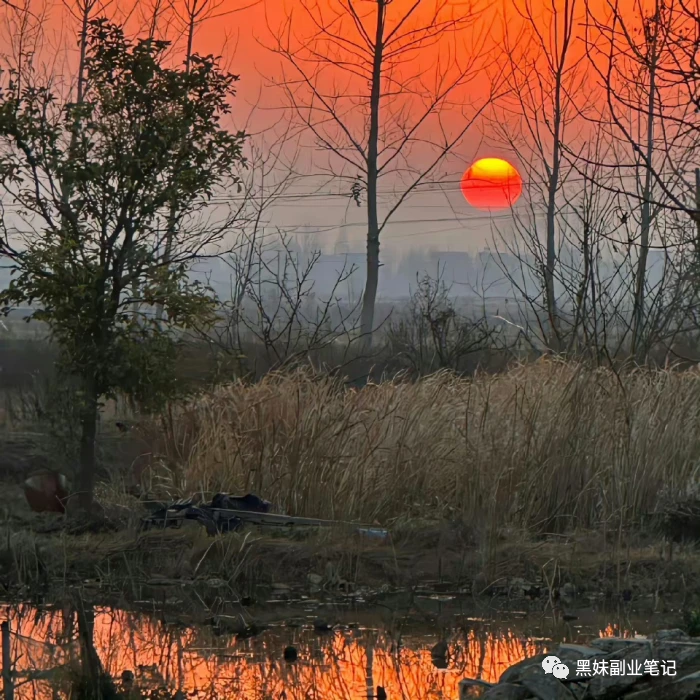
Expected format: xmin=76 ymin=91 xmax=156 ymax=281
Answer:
xmin=461 ymin=158 xmax=523 ymax=210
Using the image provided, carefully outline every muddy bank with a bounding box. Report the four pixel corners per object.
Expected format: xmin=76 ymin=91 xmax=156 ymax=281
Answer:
xmin=2 ymin=439 xmax=700 ymax=619
xmin=3 ymin=500 xmax=700 ymax=626
xmin=2 ymin=478 xmax=700 ymax=616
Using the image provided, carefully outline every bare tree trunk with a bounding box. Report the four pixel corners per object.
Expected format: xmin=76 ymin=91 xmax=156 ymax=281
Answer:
xmin=569 ymin=219 xmax=591 ymax=355
xmin=133 ymin=0 xmax=171 ymax=322
xmin=69 ymin=2 xmax=101 ymax=513
xmin=76 ymin=6 xmax=90 ymax=105
xmin=76 ymin=376 xmax=99 ymax=513
xmin=694 ymin=167 xmax=700 ymax=261
xmin=632 ymin=52 xmax=657 ymax=361
xmin=68 ymin=0 xmax=100 ymax=150
xmin=539 ymin=0 xmax=577 ymax=353
xmin=545 ymin=60 xmax=564 ymax=350
xmin=359 ymin=0 xmax=385 ymax=348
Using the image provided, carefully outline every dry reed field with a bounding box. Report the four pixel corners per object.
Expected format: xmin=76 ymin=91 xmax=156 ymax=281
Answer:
xmin=5 ymin=358 xmax=700 ymax=597
xmin=150 ymin=358 xmax=700 ymax=539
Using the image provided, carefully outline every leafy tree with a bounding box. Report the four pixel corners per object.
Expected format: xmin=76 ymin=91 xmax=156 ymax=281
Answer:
xmin=0 ymin=18 xmax=247 ymax=512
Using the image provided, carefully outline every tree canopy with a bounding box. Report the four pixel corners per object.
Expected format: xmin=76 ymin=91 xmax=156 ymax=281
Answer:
xmin=0 ymin=18 xmax=247 ymax=509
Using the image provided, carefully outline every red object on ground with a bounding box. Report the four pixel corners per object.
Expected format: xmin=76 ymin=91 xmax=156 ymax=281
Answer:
xmin=23 ymin=471 xmax=69 ymax=513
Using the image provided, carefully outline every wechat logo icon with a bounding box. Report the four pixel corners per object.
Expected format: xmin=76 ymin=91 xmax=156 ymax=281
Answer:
xmin=542 ymin=655 xmax=570 ymax=680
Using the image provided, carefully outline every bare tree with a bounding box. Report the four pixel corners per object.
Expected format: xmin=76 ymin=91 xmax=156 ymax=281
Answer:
xmin=557 ymin=132 xmax=634 ymax=360
xmin=581 ymin=0 xmax=699 ymax=360
xmin=153 ymin=0 xmax=259 ymax=323
xmin=265 ymin=0 xmax=503 ymax=347
xmin=655 ymin=1 xmax=700 ymax=267
xmin=216 ymin=233 xmax=361 ymax=373
xmin=187 ymin=105 xmax=367 ymax=376
xmin=659 ymin=0 xmax=700 ymax=120
xmin=385 ymin=266 xmax=502 ymax=374
xmin=486 ymin=0 xmax=589 ymax=351
xmin=0 ymin=0 xmax=49 ymax=89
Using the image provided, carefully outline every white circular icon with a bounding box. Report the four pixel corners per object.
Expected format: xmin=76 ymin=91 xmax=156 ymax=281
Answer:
xmin=542 ymin=655 xmax=561 ymax=674
xmin=553 ymin=662 xmax=570 ymax=679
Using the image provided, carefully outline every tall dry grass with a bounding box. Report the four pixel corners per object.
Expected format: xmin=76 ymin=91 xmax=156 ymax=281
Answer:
xmin=148 ymin=358 xmax=700 ymax=537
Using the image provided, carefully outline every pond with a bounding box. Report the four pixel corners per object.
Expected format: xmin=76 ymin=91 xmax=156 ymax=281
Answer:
xmin=0 ymin=600 xmax=681 ymax=699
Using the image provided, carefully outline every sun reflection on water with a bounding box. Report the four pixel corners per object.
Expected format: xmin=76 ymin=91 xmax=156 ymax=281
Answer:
xmin=0 ymin=604 xmax=639 ymax=699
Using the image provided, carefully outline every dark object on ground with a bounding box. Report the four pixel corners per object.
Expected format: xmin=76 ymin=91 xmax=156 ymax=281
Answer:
xmin=313 ymin=618 xmax=333 ymax=633
xmin=431 ymin=640 xmax=448 ymax=659
xmin=523 ymin=584 xmax=541 ymax=599
xmin=283 ymin=646 xmax=298 ymax=662
xmin=377 ymin=686 xmax=387 ymax=700
xmin=236 ymin=621 xmax=266 ymax=639
xmin=24 ymin=470 xmax=69 ymax=513
xmin=141 ymin=492 xmax=389 ymax=539
xmin=141 ymin=496 xmax=197 ymax=514
xmin=115 ymin=422 xmax=130 ymax=433
xmin=120 ymin=670 xmax=134 ymax=689
xmin=211 ymin=493 xmax=271 ymax=512
xmin=658 ymin=498 xmax=700 ymax=542
xmin=164 ymin=505 xmax=230 ymax=537
xmin=431 ymin=639 xmax=449 ymax=669
xmin=142 ymin=493 xmax=272 ymax=536
xmin=461 ymin=628 xmax=700 ymax=700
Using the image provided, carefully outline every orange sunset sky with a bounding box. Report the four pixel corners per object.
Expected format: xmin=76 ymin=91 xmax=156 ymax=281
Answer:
xmin=0 ymin=0 xmax=672 ymax=255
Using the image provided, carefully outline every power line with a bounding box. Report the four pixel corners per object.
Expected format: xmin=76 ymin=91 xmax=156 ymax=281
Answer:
xmin=297 ymin=213 xmax=520 ymax=232
xmin=204 ymin=170 xmax=695 ymax=203
xmin=0 ymin=170 xmax=686 ymax=209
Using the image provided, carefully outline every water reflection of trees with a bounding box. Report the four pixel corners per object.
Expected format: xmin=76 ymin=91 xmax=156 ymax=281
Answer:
xmin=0 ymin=604 xmax=581 ymax=699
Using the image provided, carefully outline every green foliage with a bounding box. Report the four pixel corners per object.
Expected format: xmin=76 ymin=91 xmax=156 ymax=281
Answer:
xmin=0 ymin=18 xmax=246 ymax=409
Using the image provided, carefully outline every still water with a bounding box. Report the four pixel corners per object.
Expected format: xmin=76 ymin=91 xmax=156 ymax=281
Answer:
xmin=0 ymin=602 xmax=669 ymax=699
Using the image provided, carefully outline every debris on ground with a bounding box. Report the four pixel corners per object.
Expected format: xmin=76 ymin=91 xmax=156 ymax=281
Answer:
xmin=23 ymin=470 xmax=69 ymax=513
xmin=140 ymin=492 xmax=389 ymax=540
